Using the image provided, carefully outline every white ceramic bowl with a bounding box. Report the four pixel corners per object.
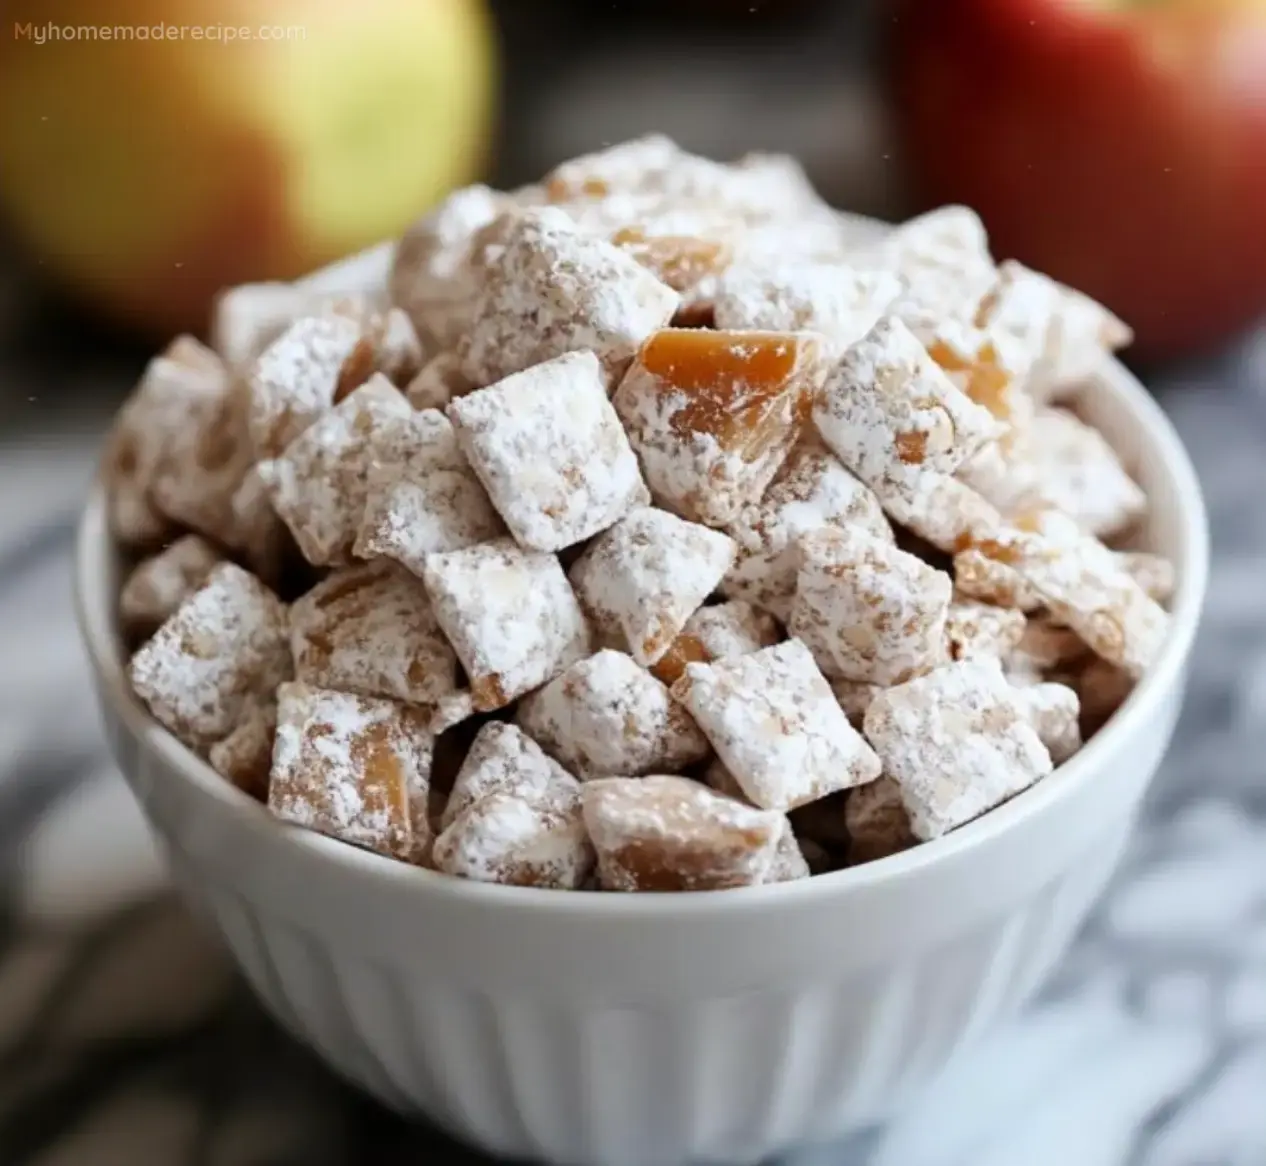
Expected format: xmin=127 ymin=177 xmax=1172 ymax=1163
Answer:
xmin=76 ymin=356 xmax=1207 ymax=1166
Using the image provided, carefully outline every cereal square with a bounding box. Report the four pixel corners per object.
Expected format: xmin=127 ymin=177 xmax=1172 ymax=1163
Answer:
xmin=128 ymin=563 xmax=292 ymax=751
xmin=863 ymin=660 xmax=1053 ymax=840
xmin=614 ymin=327 xmax=824 ymax=526
xmin=789 ymin=526 xmax=952 ymax=685
xmin=290 ymin=562 xmax=457 ymax=706
xmin=517 ymin=650 xmax=710 ymax=779
xmin=844 ymin=776 xmax=915 ymax=865
xmin=1015 ymin=682 xmax=1082 ymax=764
xmin=404 ymin=352 xmax=476 ymax=411
xmin=422 ymin=538 xmax=592 ymax=711
xmin=208 ymin=698 xmax=277 ymax=803
xmin=257 ymin=375 xmax=413 ymax=566
xmin=353 ymin=407 xmax=504 ymax=573
xmin=944 ymin=598 xmax=1027 ymax=663
xmin=871 ymin=467 xmax=1004 ymax=555
xmin=268 ymin=682 xmax=432 ymax=861
xmin=582 ymin=775 xmax=784 ymax=891
xmin=721 ymin=435 xmax=892 ymax=622
xmin=567 ymin=507 xmax=736 ymax=666
xmin=672 ymin=639 xmax=881 ymax=811
xmin=459 ymin=207 xmax=680 ymax=389
xmin=448 ymin=351 xmax=648 ymax=552
xmin=119 ymin=535 xmax=222 ymax=635
xmin=649 ymin=600 xmax=780 ymax=687
xmin=922 ymin=318 xmax=1033 ymax=427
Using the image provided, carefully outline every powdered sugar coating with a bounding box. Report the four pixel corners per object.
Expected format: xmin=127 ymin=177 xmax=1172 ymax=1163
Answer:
xmin=944 ymin=598 xmax=1027 ymax=663
xmin=863 ymin=660 xmax=1053 ymax=841
xmin=959 ymin=407 xmax=1146 ymax=539
xmin=789 ymin=526 xmax=952 ymax=685
xmin=433 ymin=785 xmax=595 ymax=889
xmin=448 ymin=351 xmax=648 ymax=552
xmin=1016 ymin=682 xmax=1082 ymax=764
xmin=713 ymin=262 xmax=903 ymax=359
xmin=1118 ymin=551 xmax=1176 ymax=604
xmin=422 ymin=538 xmax=592 ymax=712
xmin=813 ymin=315 xmax=1003 ymax=487
xmin=256 ymin=376 xmax=413 ymax=567
xmin=581 ymin=775 xmax=783 ymax=892
xmin=442 ymin=721 xmax=580 ymax=831
xmin=721 ymin=436 xmax=892 ymax=622
xmin=268 ymin=682 xmax=431 ymax=861
xmin=207 ymin=698 xmax=276 ymax=802
xmin=128 ymin=563 xmax=291 ymax=751
xmin=353 ymin=408 xmax=504 ymax=573
xmin=873 ymin=468 xmax=1004 ymax=555
xmin=613 ymin=328 xmax=823 ymax=527
xmin=649 ymin=600 xmax=780 ymax=687
xmin=459 ymin=208 xmax=680 ymax=390
xmin=673 ymin=639 xmax=881 ymax=811
xmin=844 ymin=776 xmax=915 ymax=865
xmin=765 ymin=819 xmax=812 ymax=883
xmin=290 ymin=562 xmax=457 ymax=706
xmin=567 ymin=507 xmax=735 ymax=665
xmin=517 ymin=650 xmax=710 ymax=780
xmin=119 ymin=535 xmax=221 ymax=634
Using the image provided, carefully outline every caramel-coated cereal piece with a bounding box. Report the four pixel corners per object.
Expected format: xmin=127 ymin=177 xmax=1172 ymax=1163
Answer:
xmin=923 ymin=319 xmax=1033 ymax=426
xmin=789 ymin=526 xmax=952 ymax=685
xmin=567 ymin=507 xmax=735 ymax=665
xmin=813 ymin=315 xmax=1002 ymax=487
xmin=673 ymin=639 xmax=881 ymax=811
xmin=961 ymin=510 xmax=1169 ymax=677
xmin=614 ymin=327 xmax=823 ymax=526
xmin=612 ymin=228 xmax=732 ymax=295
xmin=517 ymin=650 xmax=710 ymax=780
xmin=389 ymin=184 xmax=508 ymax=350
xmin=1015 ymin=682 xmax=1082 ymax=764
xmin=269 ymin=683 xmax=431 ymax=861
xmin=863 ymin=660 xmax=1052 ymax=840
xmin=433 ymin=785 xmax=594 ymax=889
xmin=713 ymin=262 xmax=903 ymax=359
xmin=460 ymin=208 xmax=680 ymax=389
xmin=129 ymin=564 xmax=292 ymax=751
xmin=649 ymin=600 xmax=780 ymax=687
xmin=944 ymin=598 xmax=1027 ymax=663
xmin=721 ymin=436 xmax=892 ymax=622
xmin=208 ymin=699 xmax=276 ymax=802
xmin=582 ymin=775 xmax=783 ymax=892
xmin=448 ymin=351 xmax=648 ymax=552
xmin=845 ymin=776 xmax=916 ymax=865
xmin=404 ymin=352 xmax=476 ymax=411
xmin=441 ymin=721 xmax=580 ymax=831
xmin=119 ymin=535 xmax=222 ymax=635
xmin=353 ymin=408 xmax=503 ymax=574
xmin=422 ymin=538 xmax=591 ymax=712
xmin=290 ymin=563 xmax=457 ymax=706
xmin=257 ymin=376 xmax=413 ymax=567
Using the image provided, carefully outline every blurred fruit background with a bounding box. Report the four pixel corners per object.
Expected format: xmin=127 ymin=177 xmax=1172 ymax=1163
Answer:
xmin=2 ymin=0 xmax=1265 ymax=380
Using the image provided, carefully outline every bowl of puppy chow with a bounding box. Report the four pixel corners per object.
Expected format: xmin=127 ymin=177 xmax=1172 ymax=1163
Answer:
xmin=76 ymin=136 xmax=1208 ymax=1166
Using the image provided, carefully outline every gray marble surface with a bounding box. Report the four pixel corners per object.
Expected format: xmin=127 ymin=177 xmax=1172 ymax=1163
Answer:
xmin=0 ymin=332 xmax=1263 ymax=1165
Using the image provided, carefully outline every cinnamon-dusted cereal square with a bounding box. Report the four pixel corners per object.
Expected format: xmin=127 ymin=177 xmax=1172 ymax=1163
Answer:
xmin=582 ymin=775 xmax=784 ymax=891
xmin=944 ymin=598 xmax=1027 ymax=663
xmin=713 ymin=262 xmax=903 ymax=360
xmin=673 ymin=639 xmax=881 ymax=811
xmin=863 ymin=660 xmax=1052 ymax=840
xmin=208 ymin=698 xmax=276 ymax=803
xmin=459 ymin=208 xmax=680 ymax=389
xmin=390 ymin=184 xmax=508 ymax=350
xmin=433 ymin=784 xmax=594 ymax=889
xmin=257 ymin=375 xmax=413 ymax=567
xmin=290 ymin=562 xmax=457 ymax=706
xmin=353 ymin=408 xmax=503 ymax=573
xmin=721 ymin=436 xmax=892 ymax=622
xmin=812 ymin=315 xmax=1002 ymax=488
xmin=614 ymin=328 xmax=824 ymax=526
xmin=517 ymin=650 xmax=710 ymax=780
xmin=1015 ymin=682 xmax=1082 ymax=764
xmin=649 ymin=600 xmax=780 ymax=687
xmin=448 ymin=351 xmax=648 ymax=552
xmin=845 ymin=776 xmax=916 ymax=865
xmin=106 ymin=336 xmax=231 ymax=546
xmin=441 ymin=721 xmax=580 ymax=831
xmin=268 ymin=682 xmax=432 ymax=861
xmin=567 ymin=507 xmax=736 ymax=666
xmin=404 ymin=352 xmax=476 ymax=411
xmin=789 ymin=526 xmax=952 ymax=686
xmin=422 ymin=537 xmax=591 ymax=712
xmin=129 ymin=563 xmax=291 ymax=751
xmin=958 ymin=510 xmax=1169 ymax=677
xmin=119 ymin=535 xmax=222 ymax=635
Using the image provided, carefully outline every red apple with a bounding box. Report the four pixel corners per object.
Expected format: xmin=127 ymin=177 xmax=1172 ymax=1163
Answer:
xmin=890 ymin=0 xmax=1266 ymax=361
